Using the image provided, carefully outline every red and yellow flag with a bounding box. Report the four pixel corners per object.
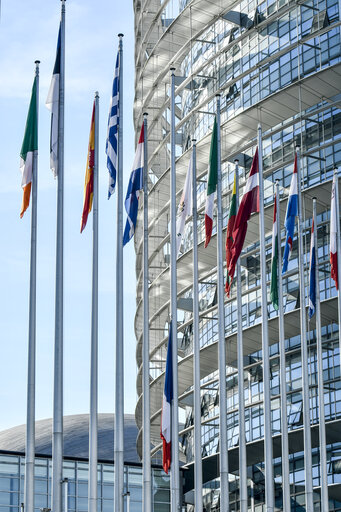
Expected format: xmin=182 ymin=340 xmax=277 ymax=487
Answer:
xmin=80 ymin=102 xmax=95 ymax=233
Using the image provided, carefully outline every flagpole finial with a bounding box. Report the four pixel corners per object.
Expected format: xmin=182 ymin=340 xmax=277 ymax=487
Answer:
xmin=118 ymin=33 xmax=124 ymax=37
xmin=35 ymin=60 xmax=40 ymax=65
xmin=234 ymin=159 xmax=239 ymax=164
xmin=192 ymin=138 xmax=196 ymax=143
xmin=143 ymin=112 xmax=148 ymax=117
xmin=170 ymin=67 xmax=176 ymax=71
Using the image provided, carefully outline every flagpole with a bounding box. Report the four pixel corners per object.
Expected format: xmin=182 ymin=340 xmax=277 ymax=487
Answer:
xmin=24 ymin=60 xmax=40 ymax=512
xmin=191 ymin=139 xmax=203 ymax=512
xmin=115 ymin=33 xmax=124 ymax=512
xmin=142 ymin=113 xmax=152 ymax=512
xmin=216 ymin=94 xmax=229 ymax=512
xmin=312 ymin=198 xmax=329 ymax=510
xmin=235 ymin=160 xmax=247 ymax=512
xmin=275 ymin=180 xmax=290 ymax=511
xmin=170 ymin=67 xmax=180 ymax=512
xmin=296 ymin=146 xmax=313 ymax=511
xmin=52 ymin=2 xmax=65 ymax=512
xmin=89 ymin=92 xmax=99 ymax=512
xmin=334 ymin=168 xmax=341 ymax=356
xmin=257 ymin=124 xmax=275 ymax=512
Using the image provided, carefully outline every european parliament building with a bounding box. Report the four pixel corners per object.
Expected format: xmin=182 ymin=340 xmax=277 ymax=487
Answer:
xmin=133 ymin=0 xmax=341 ymax=510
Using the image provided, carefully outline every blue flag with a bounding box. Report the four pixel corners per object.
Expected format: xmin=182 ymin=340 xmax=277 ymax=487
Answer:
xmin=106 ymin=51 xmax=120 ymax=198
xmin=308 ymin=220 xmax=316 ymax=318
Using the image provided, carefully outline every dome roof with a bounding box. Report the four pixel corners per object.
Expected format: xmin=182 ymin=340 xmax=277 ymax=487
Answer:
xmin=0 ymin=414 xmax=139 ymax=463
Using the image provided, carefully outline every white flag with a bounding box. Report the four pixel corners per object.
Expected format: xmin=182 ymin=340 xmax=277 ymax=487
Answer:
xmin=176 ymin=155 xmax=193 ymax=256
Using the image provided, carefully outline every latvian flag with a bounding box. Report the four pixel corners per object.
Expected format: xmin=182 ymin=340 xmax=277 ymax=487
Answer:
xmin=308 ymin=219 xmax=316 ymax=318
xmin=204 ymin=117 xmax=217 ymax=248
xmin=330 ymin=174 xmax=339 ymax=290
xmin=270 ymin=194 xmax=279 ymax=310
xmin=225 ymin=170 xmax=237 ymax=296
xmin=80 ymin=102 xmax=95 ymax=233
xmin=282 ymin=154 xmax=298 ymax=274
xmin=160 ymin=324 xmax=173 ymax=474
xmin=228 ymin=148 xmax=259 ymax=282
xmin=46 ymin=25 xmax=61 ymax=178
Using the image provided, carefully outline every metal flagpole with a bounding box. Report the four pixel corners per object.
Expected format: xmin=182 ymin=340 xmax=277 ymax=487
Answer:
xmin=216 ymin=94 xmax=229 ymax=512
xmin=24 ymin=60 xmax=40 ymax=512
xmin=170 ymin=68 xmax=180 ymax=512
xmin=257 ymin=124 xmax=275 ymax=512
xmin=52 ymin=2 xmax=65 ymax=511
xmin=89 ymin=91 xmax=99 ymax=512
xmin=142 ymin=113 xmax=152 ymax=512
xmin=191 ymin=140 xmax=203 ymax=512
xmin=235 ymin=160 xmax=247 ymax=512
xmin=313 ymin=198 xmax=329 ymax=510
xmin=334 ymin=168 xmax=341 ymax=356
xmin=115 ymin=33 xmax=124 ymax=512
xmin=275 ymin=180 xmax=290 ymax=511
xmin=296 ymin=146 xmax=313 ymax=511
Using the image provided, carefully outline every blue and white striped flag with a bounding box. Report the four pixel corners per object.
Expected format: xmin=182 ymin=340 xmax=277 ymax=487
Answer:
xmin=123 ymin=125 xmax=144 ymax=245
xmin=106 ymin=51 xmax=120 ymax=198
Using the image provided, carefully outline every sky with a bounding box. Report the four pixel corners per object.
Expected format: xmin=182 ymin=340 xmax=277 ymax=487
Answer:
xmin=0 ymin=0 xmax=139 ymax=431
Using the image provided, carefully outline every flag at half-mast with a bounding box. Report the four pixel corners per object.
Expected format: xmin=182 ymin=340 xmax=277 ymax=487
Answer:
xmin=176 ymin=155 xmax=192 ymax=256
xmin=282 ymin=154 xmax=298 ymax=274
xmin=160 ymin=324 xmax=173 ymax=474
xmin=80 ymin=102 xmax=95 ymax=233
xmin=106 ymin=50 xmax=120 ymax=199
xmin=204 ymin=117 xmax=217 ymax=248
xmin=46 ymin=25 xmax=61 ymax=177
xmin=225 ymin=170 xmax=237 ymax=296
xmin=228 ymin=148 xmax=259 ymax=282
xmin=270 ymin=194 xmax=279 ymax=310
xmin=123 ymin=125 xmax=144 ymax=245
xmin=308 ymin=219 xmax=316 ymax=318
xmin=330 ymin=174 xmax=339 ymax=290
xmin=20 ymin=76 xmax=38 ymax=218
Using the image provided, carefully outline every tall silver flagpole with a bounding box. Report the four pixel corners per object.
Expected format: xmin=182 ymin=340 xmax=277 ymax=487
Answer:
xmin=24 ymin=60 xmax=40 ymax=512
xmin=257 ymin=124 xmax=275 ymax=512
xmin=313 ymin=198 xmax=329 ymax=510
xmin=142 ymin=113 xmax=152 ymax=512
xmin=191 ymin=140 xmax=203 ymax=512
xmin=296 ymin=146 xmax=313 ymax=511
xmin=89 ymin=92 xmax=99 ymax=512
xmin=170 ymin=68 xmax=180 ymax=512
xmin=235 ymin=160 xmax=247 ymax=512
xmin=216 ymin=94 xmax=229 ymax=512
xmin=334 ymin=169 xmax=341 ymax=356
xmin=275 ymin=181 xmax=290 ymax=512
xmin=52 ymin=2 xmax=65 ymax=512
xmin=115 ymin=33 xmax=124 ymax=512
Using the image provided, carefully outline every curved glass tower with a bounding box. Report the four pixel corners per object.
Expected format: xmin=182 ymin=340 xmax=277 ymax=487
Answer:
xmin=133 ymin=0 xmax=341 ymax=509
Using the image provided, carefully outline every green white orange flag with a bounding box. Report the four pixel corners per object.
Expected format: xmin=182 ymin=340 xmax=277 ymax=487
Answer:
xmin=270 ymin=194 xmax=279 ymax=309
xmin=204 ymin=117 xmax=218 ymax=248
xmin=80 ymin=101 xmax=95 ymax=233
xmin=20 ymin=77 xmax=38 ymax=218
xmin=225 ymin=171 xmax=237 ymax=296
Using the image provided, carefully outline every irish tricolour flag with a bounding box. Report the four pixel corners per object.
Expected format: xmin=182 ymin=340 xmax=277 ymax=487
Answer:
xmin=204 ymin=117 xmax=217 ymax=248
xmin=270 ymin=195 xmax=279 ymax=310
xmin=20 ymin=76 xmax=38 ymax=218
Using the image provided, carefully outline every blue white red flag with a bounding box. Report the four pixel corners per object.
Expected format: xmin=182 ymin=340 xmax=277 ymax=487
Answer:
xmin=106 ymin=51 xmax=120 ymax=198
xmin=282 ymin=153 xmax=298 ymax=274
xmin=160 ymin=324 xmax=173 ymax=474
xmin=308 ymin=219 xmax=316 ymax=318
xmin=46 ymin=25 xmax=61 ymax=177
xmin=123 ymin=126 xmax=144 ymax=245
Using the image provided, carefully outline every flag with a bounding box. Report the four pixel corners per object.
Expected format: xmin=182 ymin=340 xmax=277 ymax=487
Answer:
xmin=123 ymin=125 xmax=144 ymax=245
xmin=270 ymin=195 xmax=279 ymax=310
xmin=330 ymin=174 xmax=339 ymax=290
xmin=160 ymin=324 xmax=173 ymax=474
xmin=308 ymin=219 xmax=316 ymax=318
xmin=20 ymin=77 xmax=38 ymax=218
xmin=282 ymin=154 xmax=298 ymax=274
xmin=228 ymin=148 xmax=259 ymax=282
xmin=204 ymin=117 xmax=217 ymax=248
xmin=225 ymin=171 xmax=237 ymax=296
xmin=176 ymin=155 xmax=192 ymax=256
xmin=80 ymin=102 xmax=95 ymax=233
xmin=46 ymin=25 xmax=61 ymax=178
xmin=106 ymin=51 xmax=120 ymax=198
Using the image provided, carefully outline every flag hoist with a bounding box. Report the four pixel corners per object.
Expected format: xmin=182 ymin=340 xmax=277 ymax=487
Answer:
xmin=21 ymin=60 xmax=39 ymax=512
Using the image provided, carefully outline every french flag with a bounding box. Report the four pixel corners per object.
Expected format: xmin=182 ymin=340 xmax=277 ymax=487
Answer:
xmin=282 ymin=153 xmax=298 ymax=274
xmin=308 ymin=219 xmax=316 ymax=319
xmin=123 ymin=125 xmax=144 ymax=246
xmin=330 ymin=174 xmax=339 ymax=290
xmin=160 ymin=324 xmax=173 ymax=474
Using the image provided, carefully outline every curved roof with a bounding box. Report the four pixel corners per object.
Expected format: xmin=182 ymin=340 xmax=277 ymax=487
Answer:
xmin=0 ymin=414 xmax=139 ymax=464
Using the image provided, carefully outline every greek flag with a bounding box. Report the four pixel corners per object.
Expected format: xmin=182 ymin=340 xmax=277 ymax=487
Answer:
xmin=106 ymin=51 xmax=120 ymax=198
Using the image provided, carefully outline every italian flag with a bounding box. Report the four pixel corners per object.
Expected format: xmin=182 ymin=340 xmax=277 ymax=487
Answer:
xmin=270 ymin=194 xmax=279 ymax=310
xmin=330 ymin=174 xmax=339 ymax=290
xmin=225 ymin=171 xmax=237 ymax=296
xmin=80 ymin=101 xmax=95 ymax=233
xmin=20 ymin=77 xmax=38 ymax=218
xmin=204 ymin=117 xmax=217 ymax=248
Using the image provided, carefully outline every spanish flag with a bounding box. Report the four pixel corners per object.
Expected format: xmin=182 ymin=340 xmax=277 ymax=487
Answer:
xmin=80 ymin=102 xmax=95 ymax=233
